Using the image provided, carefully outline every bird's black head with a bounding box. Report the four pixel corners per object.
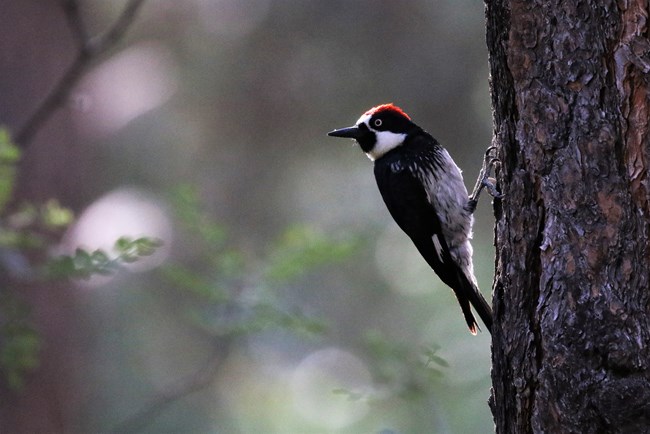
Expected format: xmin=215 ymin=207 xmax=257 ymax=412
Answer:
xmin=328 ymin=103 xmax=416 ymax=161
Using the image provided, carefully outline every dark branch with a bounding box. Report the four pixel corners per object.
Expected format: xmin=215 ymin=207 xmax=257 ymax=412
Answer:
xmin=61 ymin=0 xmax=89 ymax=51
xmin=14 ymin=0 xmax=147 ymax=147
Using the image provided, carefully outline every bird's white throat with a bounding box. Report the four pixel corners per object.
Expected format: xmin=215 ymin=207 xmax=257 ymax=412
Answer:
xmin=366 ymin=130 xmax=407 ymax=161
xmin=355 ymin=113 xmax=407 ymax=161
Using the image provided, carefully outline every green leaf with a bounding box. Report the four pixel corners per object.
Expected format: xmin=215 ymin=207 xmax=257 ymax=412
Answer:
xmin=0 ymin=128 xmax=20 ymax=212
xmin=113 ymin=236 xmax=162 ymax=263
xmin=422 ymin=345 xmax=449 ymax=368
xmin=114 ymin=236 xmax=132 ymax=252
xmin=0 ymin=128 xmax=21 ymax=164
xmin=44 ymin=239 xmax=161 ymax=280
xmin=133 ymin=237 xmax=163 ymax=256
xmin=41 ymin=199 xmax=74 ymax=229
xmin=91 ymin=249 xmax=110 ymax=263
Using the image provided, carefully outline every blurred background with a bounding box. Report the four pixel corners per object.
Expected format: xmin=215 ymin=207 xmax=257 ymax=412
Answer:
xmin=0 ymin=0 xmax=495 ymax=432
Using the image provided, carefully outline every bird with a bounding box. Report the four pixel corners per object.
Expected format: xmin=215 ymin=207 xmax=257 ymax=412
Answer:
xmin=328 ymin=103 xmax=499 ymax=334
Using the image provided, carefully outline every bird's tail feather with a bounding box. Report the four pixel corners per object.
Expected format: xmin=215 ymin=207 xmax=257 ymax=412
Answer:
xmin=413 ymin=240 xmax=493 ymax=334
xmin=454 ymin=270 xmax=493 ymax=334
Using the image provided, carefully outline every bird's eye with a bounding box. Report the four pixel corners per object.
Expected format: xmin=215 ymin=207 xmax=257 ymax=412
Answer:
xmin=374 ymin=119 xmax=383 ymax=127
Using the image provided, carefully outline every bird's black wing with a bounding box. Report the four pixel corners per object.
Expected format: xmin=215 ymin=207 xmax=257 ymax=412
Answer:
xmin=373 ymin=150 xmax=489 ymax=334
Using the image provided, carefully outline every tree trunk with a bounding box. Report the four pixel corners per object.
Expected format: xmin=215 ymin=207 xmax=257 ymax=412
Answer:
xmin=485 ymin=0 xmax=650 ymax=432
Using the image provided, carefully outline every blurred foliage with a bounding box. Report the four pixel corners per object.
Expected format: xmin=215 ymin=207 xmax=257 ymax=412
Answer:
xmin=0 ymin=128 xmax=476 ymax=429
xmin=0 ymin=200 xmax=73 ymax=253
xmin=1 ymin=1 xmax=496 ymax=430
xmin=159 ymin=185 xmax=356 ymax=339
xmin=0 ymin=128 xmax=20 ymax=212
xmin=0 ymin=128 xmax=162 ymax=391
xmin=0 ymin=294 xmax=39 ymax=391
xmin=46 ymin=236 xmax=163 ymax=280
xmin=137 ymin=185 xmax=457 ymax=432
xmin=264 ymin=224 xmax=359 ymax=284
xmin=332 ymin=330 xmax=448 ymax=403
xmin=99 ymin=185 xmax=368 ymax=431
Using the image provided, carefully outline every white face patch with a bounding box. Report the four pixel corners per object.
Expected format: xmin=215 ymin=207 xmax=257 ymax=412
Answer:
xmin=355 ymin=113 xmax=407 ymax=161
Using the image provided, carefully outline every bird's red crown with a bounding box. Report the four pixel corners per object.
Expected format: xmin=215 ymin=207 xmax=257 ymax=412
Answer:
xmin=364 ymin=103 xmax=411 ymax=120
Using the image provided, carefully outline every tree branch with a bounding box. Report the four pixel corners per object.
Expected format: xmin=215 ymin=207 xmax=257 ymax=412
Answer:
xmin=14 ymin=0 xmax=147 ymax=148
xmin=61 ymin=0 xmax=89 ymax=51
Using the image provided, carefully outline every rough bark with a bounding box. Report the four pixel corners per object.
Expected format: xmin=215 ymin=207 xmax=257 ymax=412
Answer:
xmin=486 ymin=0 xmax=650 ymax=433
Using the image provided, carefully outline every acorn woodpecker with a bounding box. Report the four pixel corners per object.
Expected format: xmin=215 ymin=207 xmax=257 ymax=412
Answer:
xmin=328 ymin=103 xmax=499 ymax=334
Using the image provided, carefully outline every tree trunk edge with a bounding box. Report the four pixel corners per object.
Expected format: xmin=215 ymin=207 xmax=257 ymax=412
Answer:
xmin=485 ymin=0 xmax=650 ymax=433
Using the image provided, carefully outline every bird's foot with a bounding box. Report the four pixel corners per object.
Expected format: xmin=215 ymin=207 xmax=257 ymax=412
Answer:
xmin=467 ymin=146 xmax=503 ymax=213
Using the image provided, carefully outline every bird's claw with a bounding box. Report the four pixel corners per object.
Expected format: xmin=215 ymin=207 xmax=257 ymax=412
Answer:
xmin=467 ymin=145 xmax=503 ymax=213
xmin=482 ymin=176 xmax=504 ymax=200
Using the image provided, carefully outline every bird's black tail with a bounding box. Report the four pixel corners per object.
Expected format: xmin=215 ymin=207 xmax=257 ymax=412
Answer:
xmin=452 ymin=270 xmax=493 ymax=334
xmin=413 ymin=240 xmax=493 ymax=334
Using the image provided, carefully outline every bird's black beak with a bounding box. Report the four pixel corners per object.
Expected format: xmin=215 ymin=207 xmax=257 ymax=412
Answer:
xmin=327 ymin=126 xmax=364 ymax=139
